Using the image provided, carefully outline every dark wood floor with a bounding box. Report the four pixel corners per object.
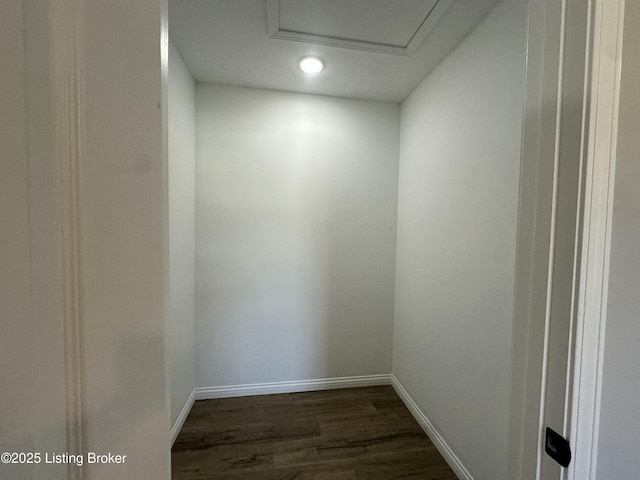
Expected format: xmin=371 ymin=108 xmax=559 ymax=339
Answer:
xmin=172 ymin=385 xmax=458 ymax=479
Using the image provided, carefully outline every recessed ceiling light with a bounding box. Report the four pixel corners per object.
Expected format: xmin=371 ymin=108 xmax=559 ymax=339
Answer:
xmin=298 ymin=56 xmax=324 ymax=74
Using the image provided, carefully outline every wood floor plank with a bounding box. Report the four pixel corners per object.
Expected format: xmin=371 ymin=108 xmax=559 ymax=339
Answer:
xmin=172 ymin=386 xmax=458 ymax=480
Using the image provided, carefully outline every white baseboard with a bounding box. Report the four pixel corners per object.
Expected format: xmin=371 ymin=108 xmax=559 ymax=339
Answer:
xmin=390 ymin=375 xmax=474 ymax=480
xmin=195 ymin=374 xmax=392 ymax=400
xmin=170 ymin=388 xmax=196 ymax=446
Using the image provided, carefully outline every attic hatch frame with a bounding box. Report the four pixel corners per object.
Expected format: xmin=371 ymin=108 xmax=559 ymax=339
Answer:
xmin=265 ymin=0 xmax=454 ymax=56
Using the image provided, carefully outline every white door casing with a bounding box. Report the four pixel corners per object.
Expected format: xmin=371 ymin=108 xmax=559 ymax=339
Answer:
xmin=510 ymin=0 xmax=626 ymax=479
xmin=49 ymin=0 xmax=172 ymax=477
xmin=567 ymin=1 xmax=625 ymax=479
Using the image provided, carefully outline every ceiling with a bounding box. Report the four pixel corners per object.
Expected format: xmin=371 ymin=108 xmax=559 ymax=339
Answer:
xmin=169 ymin=0 xmax=500 ymax=103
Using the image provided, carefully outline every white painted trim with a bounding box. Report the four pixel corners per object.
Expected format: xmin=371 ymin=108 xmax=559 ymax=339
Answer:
xmin=195 ymin=374 xmax=391 ymax=400
xmin=265 ymin=0 xmax=279 ymax=37
xmin=509 ymin=0 xmax=568 ymax=477
xmin=269 ymin=30 xmax=410 ymax=56
xmin=171 ymin=388 xmax=196 ymax=446
xmin=405 ymin=0 xmax=454 ymax=55
xmin=390 ymin=375 xmax=474 ymax=480
xmin=508 ymin=0 xmax=620 ymax=477
xmin=50 ymin=0 xmax=86 ymax=477
xmin=264 ymin=0 xmax=452 ymax=57
xmin=567 ymin=1 xmax=625 ymax=479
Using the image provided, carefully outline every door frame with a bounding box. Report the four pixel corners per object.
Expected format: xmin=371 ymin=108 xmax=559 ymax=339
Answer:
xmin=509 ymin=0 xmax=626 ymax=479
xmin=49 ymin=0 xmax=171 ymax=477
xmin=46 ymin=0 xmax=626 ymax=477
xmin=50 ymin=1 xmax=86 ymax=477
xmin=566 ymin=1 xmax=625 ymax=478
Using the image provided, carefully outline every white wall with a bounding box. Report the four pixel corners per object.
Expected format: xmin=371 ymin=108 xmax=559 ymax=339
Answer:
xmin=168 ymin=40 xmax=196 ymax=427
xmin=196 ymin=84 xmax=399 ymax=387
xmin=596 ymin=2 xmax=640 ymax=477
xmin=392 ymin=1 xmax=527 ymax=479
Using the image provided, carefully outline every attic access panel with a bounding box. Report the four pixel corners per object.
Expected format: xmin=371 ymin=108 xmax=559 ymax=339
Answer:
xmin=266 ymin=0 xmax=454 ymax=56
